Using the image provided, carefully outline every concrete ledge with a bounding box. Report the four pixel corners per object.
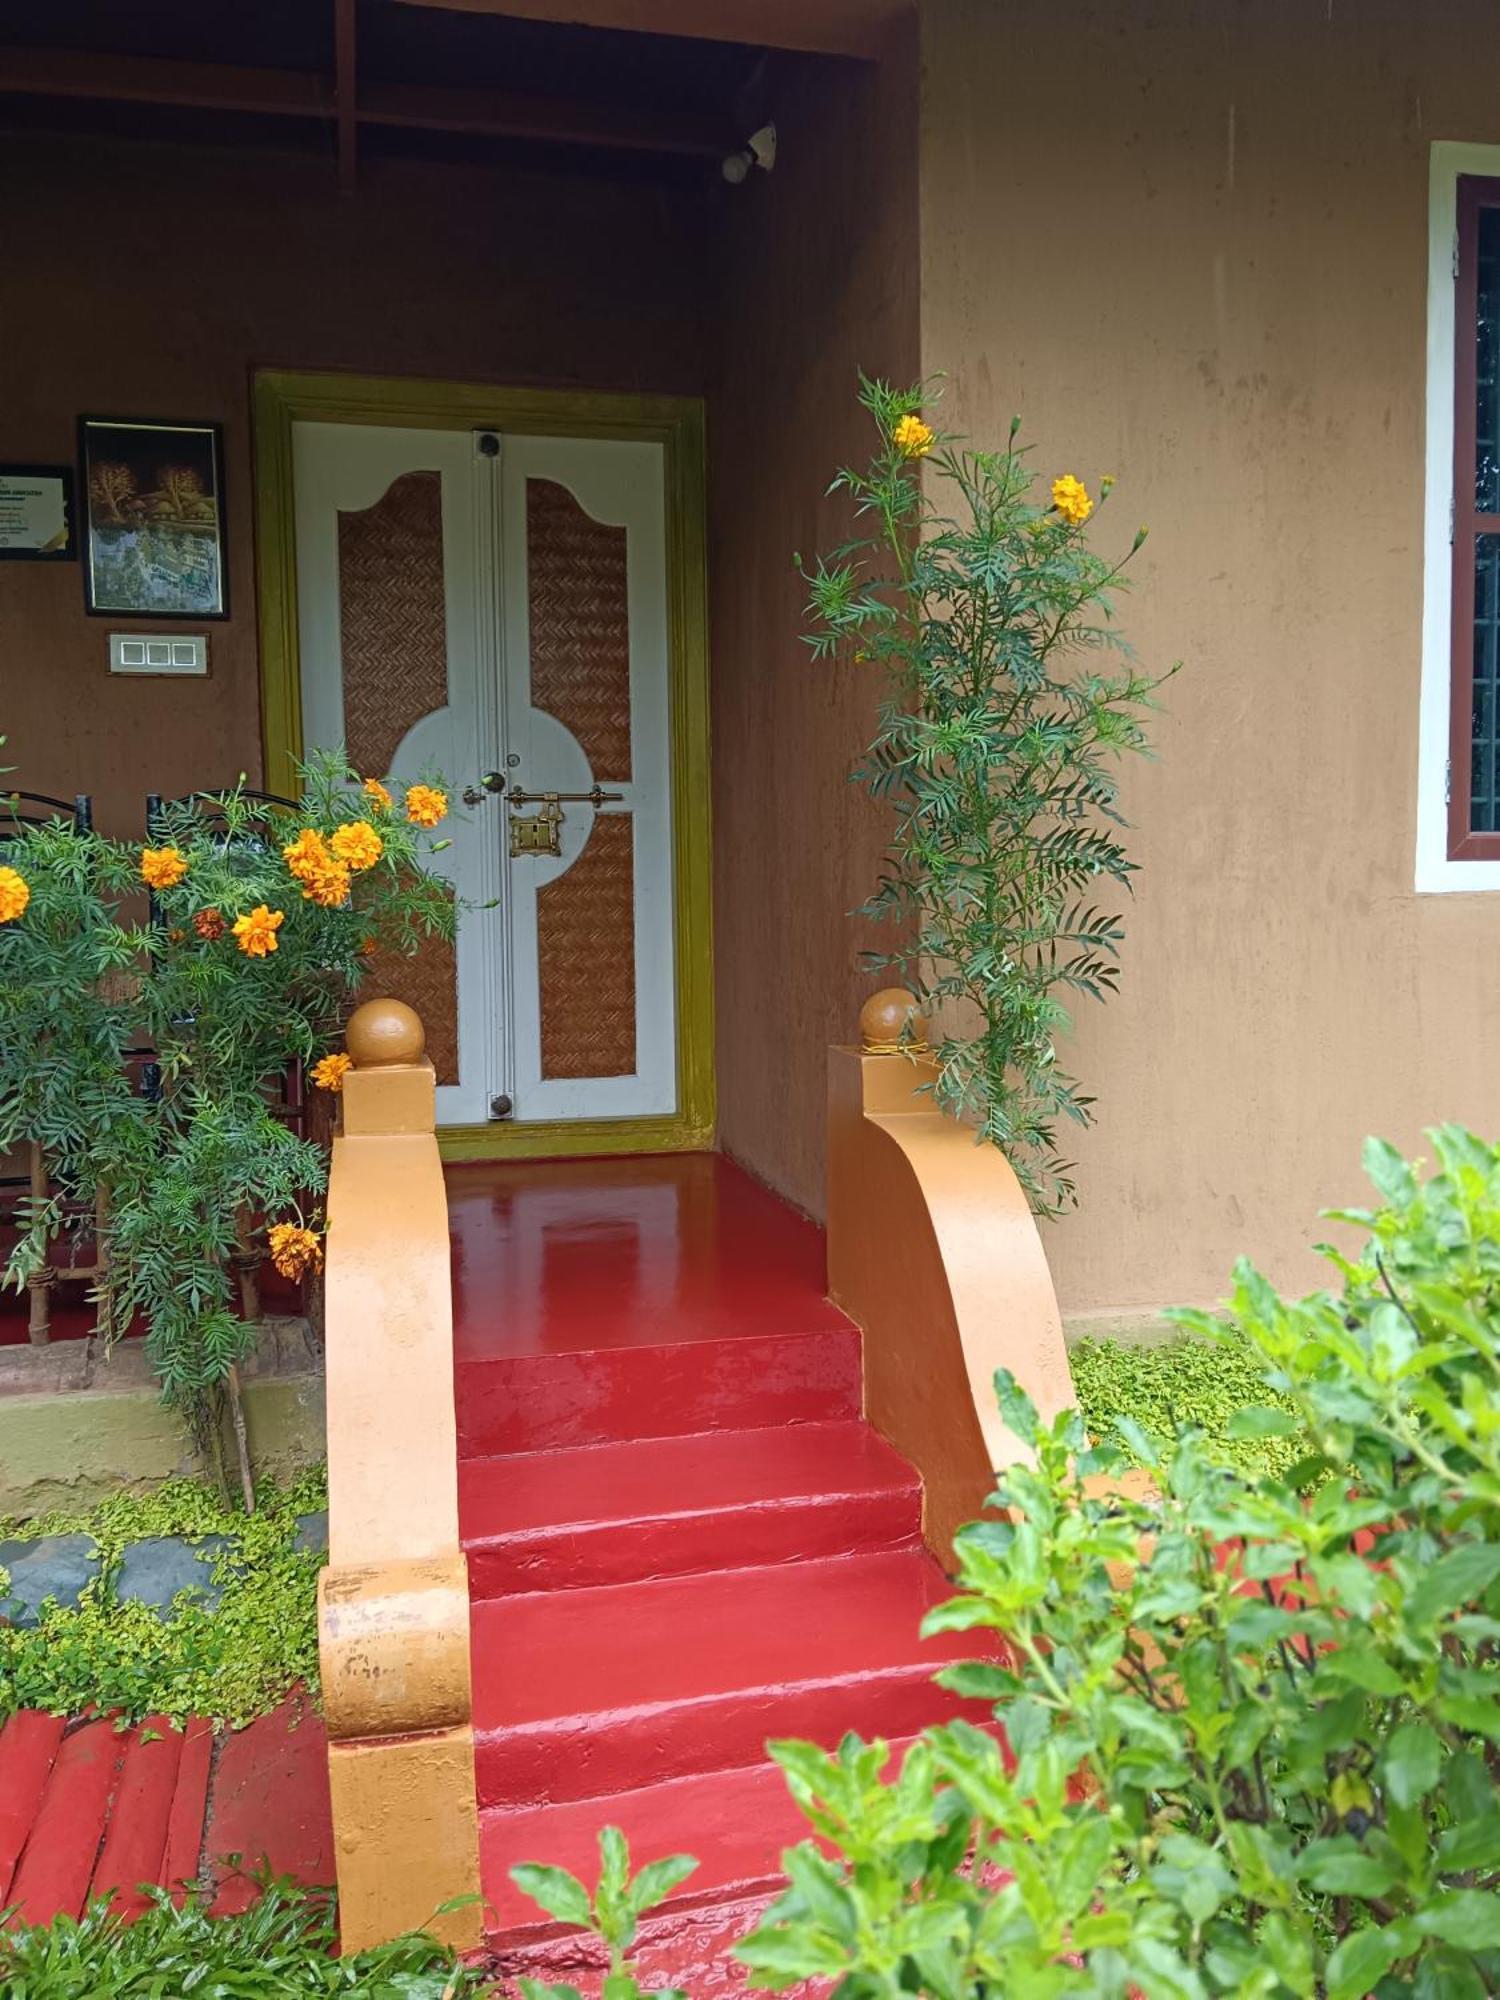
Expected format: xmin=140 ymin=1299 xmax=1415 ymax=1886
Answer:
xmin=1062 ymin=1309 xmax=1224 ymax=1352
xmin=0 ymin=1319 xmax=326 ymax=1518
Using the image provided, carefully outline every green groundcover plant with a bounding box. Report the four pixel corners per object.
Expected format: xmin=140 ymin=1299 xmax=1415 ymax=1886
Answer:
xmin=804 ymin=380 xmax=1175 ymax=1215
xmin=0 ymin=1470 xmax=326 ymax=1726
xmin=1072 ymin=1329 xmax=1300 ymax=1478
xmin=0 ymin=1878 xmax=486 ymax=1998
xmin=729 ymin=1127 xmax=1500 ymax=1996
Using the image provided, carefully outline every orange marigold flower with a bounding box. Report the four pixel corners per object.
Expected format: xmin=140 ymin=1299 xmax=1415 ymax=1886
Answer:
xmin=1050 ymin=474 xmax=1094 ymax=527
xmin=232 ymin=905 xmax=285 ymax=957
xmin=302 ymin=859 xmax=351 ymax=908
xmin=892 ymin=414 xmax=934 ymax=459
xmin=359 ymin=935 xmax=378 ymax=956
xmin=311 ymin=1051 xmax=354 ymax=1093
xmin=330 ymin=820 xmax=383 ymax=871
xmin=193 ymin=907 xmax=226 ymax=941
xmin=362 ymin=778 xmax=393 ymax=811
xmin=404 ymin=783 xmax=447 ymax=828
xmin=268 ymin=1221 xmax=322 ymax=1282
xmin=168 ymin=927 xmax=186 ymax=944
xmin=0 ymin=867 xmax=30 ymax=924
xmin=140 ymin=846 xmax=189 ymax=890
xmin=282 ymin=827 xmax=331 ymax=884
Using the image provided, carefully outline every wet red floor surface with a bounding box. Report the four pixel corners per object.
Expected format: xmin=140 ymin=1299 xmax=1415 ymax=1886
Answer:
xmin=447 ymin=1153 xmax=849 ymax=1360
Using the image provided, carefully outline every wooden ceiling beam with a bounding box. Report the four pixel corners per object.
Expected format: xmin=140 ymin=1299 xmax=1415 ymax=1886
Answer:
xmin=334 ymin=0 xmax=358 ymax=191
xmin=387 ymin=0 xmax=904 ymax=60
xmin=0 ymin=46 xmax=730 ymax=159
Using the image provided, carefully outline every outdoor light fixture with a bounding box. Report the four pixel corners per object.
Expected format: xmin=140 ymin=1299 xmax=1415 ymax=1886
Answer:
xmin=721 ymin=123 xmax=776 ymax=184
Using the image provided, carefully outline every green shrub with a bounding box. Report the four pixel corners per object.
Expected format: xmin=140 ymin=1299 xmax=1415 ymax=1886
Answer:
xmin=737 ymin=1128 xmax=1500 ymax=1997
xmin=0 ymin=1469 xmax=325 ymax=1726
xmin=0 ymin=1877 xmax=486 ymax=1997
xmin=1072 ymin=1329 xmax=1301 ymax=1476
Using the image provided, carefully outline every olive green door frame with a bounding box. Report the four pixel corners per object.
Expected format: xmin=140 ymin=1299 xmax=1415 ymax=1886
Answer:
xmin=252 ymin=368 xmax=714 ymax=1162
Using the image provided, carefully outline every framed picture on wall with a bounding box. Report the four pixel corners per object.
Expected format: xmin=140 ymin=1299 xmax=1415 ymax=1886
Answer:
xmin=0 ymin=465 xmax=76 ymax=560
xmin=79 ymin=417 xmax=227 ymax=618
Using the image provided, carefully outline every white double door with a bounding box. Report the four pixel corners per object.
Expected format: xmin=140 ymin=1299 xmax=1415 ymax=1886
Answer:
xmin=292 ymin=422 xmax=676 ymax=1129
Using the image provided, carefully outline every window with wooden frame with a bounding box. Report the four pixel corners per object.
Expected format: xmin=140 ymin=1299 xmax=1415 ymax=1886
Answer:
xmin=1449 ymin=175 xmax=1500 ymax=858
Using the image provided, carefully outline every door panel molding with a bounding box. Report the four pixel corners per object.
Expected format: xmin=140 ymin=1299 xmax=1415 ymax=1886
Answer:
xmin=253 ymin=368 xmax=714 ymax=1159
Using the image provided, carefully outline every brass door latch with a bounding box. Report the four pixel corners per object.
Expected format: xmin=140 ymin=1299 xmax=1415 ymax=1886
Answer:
xmin=506 ymin=785 xmax=623 ymax=860
xmin=509 ymin=795 xmax=564 ymax=857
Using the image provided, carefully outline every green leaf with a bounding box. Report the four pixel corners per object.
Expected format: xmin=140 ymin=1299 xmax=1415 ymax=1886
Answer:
xmin=1383 ymin=1722 xmax=1442 ymax=1809
xmin=1416 ymin=1890 xmax=1500 ymax=1949
xmin=628 ymin=1854 xmax=698 ymax=1916
xmin=1299 ymin=1840 xmax=1399 ymax=1898
xmin=1407 ymin=1544 xmax=1500 ymax=1626
xmin=509 ymin=1863 xmax=593 ymax=1929
xmin=1324 ymin=1925 xmax=1399 ymax=2000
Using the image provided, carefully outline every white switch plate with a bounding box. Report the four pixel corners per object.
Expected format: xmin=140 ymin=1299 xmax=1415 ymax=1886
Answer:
xmin=109 ymin=633 xmax=209 ymax=676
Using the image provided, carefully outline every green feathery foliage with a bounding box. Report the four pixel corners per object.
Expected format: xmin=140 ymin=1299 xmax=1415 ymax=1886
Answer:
xmin=0 ymin=751 xmax=454 ymax=1481
xmin=803 ymin=379 xmax=1176 ymax=1214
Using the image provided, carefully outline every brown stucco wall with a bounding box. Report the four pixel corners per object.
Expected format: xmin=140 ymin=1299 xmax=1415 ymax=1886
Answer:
xmin=919 ymin=0 xmax=1500 ymax=1314
xmin=709 ymin=33 xmax=921 ymax=1215
xmin=2 ymin=130 xmax=707 ymax=836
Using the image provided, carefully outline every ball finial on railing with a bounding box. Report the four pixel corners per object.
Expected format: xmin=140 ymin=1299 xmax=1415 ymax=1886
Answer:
xmin=345 ymin=997 xmax=426 ymax=1068
xmin=859 ymin=987 xmax=930 ymax=1055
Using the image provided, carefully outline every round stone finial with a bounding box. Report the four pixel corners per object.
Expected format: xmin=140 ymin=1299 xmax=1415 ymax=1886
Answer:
xmin=345 ymin=997 xmax=426 ymax=1068
xmin=859 ymin=987 xmax=929 ymax=1054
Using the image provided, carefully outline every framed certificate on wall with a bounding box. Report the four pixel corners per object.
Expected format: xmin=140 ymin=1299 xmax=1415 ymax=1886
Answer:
xmin=0 ymin=465 xmax=75 ymax=560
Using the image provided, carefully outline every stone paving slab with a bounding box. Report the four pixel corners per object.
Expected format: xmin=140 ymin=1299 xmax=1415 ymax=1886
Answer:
xmin=0 ymin=1535 xmax=101 ymax=1627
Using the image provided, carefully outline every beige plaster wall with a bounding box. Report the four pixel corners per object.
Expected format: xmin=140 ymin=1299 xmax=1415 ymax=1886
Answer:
xmin=710 ymin=33 xmax=921 ymax=1214
xmin=919 ymin=0 xmax=1500 ymax=1314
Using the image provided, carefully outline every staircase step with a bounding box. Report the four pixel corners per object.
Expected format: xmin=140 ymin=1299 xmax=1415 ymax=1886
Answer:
xmin=455 ymin=1325 xmax=862 ymax=1457
xmin=472 ymin=1549 xmax=998 ymax=1809
xmin=462 ymin=1422 xmax=922 ymax=1595
xmin=481 ymin=1745 xmax=899 ymax=1940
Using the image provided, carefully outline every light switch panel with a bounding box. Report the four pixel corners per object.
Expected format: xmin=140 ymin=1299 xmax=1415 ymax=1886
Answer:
xmin=109 ymin=633 xmax=209 ymax=676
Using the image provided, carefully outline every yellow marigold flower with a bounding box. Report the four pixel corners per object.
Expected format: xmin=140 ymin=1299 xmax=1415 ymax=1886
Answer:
xmin=330 ymin=820 xmax=383 ymax=872
xmin=282 ymin=827 xmax=331 ymax=885
xmin=140 ymin=846 xmax=189 ymax=890
xmin=892 ymin=413 xmax=934 ymax=459
xmin=405 ymin=783 xmax=447 ymax=828
xmin=362 ymin=778 xmax=393 ymax=812
xmin=0 ymin=866 xmax=30 ymax=924
xmin=311 ymin=1051 xmax=354 ymax=1093
xmin=1051 ymin=474 xmax=1094 ymax=527
xmin=232 ymin=904 xmax=285 ymax=957
xmin=268 ymin=1221 xmax=322 ymax=1282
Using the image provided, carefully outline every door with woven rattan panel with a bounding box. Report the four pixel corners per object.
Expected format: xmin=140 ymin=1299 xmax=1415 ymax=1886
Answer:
xmin=291 ymin=421 xmax=676 ymax=1135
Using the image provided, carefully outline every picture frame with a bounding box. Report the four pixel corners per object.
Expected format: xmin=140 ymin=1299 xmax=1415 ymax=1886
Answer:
xmin=79 ymin=416 xmax=228 ymax=618
xmin=0 ymin=464 xmax=76 ymax=561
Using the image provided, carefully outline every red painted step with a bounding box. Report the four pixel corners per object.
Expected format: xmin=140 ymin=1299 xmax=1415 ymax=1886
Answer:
xmin=455 ymin=1326 xmax=863 ymax=1458
xmin=461 ymin=1422 xmax=922 ymax=1595
xmin=472 ymin=1549 xmax=999 ymax=1810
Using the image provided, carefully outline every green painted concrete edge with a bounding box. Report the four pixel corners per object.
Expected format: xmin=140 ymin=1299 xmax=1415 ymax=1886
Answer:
xmin=0 ymin=1372 xmax=326 ymax=1518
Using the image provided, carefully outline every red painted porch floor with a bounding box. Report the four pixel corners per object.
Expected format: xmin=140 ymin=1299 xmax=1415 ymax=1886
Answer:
xmin=453 ymin=1152 xmax=1002 ymax=1991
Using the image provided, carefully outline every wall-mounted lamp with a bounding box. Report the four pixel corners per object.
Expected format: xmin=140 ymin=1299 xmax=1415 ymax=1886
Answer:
xmin=722 ymin=123 xmax=777 ymax=185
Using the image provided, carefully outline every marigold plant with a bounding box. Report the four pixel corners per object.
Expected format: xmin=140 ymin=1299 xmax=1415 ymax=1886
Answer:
xmin=0 ymin=748 xmax=455 ymax=1501
xmin=804 ymin=377 xmax=1173 ymax=1212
